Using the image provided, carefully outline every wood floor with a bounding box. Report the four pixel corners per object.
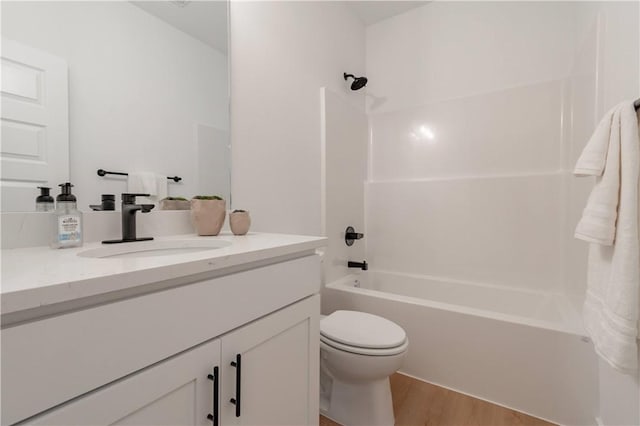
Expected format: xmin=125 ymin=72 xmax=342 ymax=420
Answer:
xmin=319 ymin=373 xmax=556 ymax=426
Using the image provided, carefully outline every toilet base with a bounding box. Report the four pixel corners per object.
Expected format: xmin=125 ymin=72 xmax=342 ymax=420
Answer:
xmin=320 ymin=374 xmax=395 ymax=426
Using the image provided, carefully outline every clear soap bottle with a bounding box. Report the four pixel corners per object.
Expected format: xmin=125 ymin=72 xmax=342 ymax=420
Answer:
xmin=51 ymin=182 xmax=83 ymax=249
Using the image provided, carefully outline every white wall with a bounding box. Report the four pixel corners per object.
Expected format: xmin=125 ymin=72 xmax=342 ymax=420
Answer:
xmin=230 ymin=1 xmax=365 ymax=236
xmin=365 ymin=1 xmax=576 ymax=293
xmin=366 ymin=1 xmax=577 ymax=114
xmin=1 ymin=1 xmax=228 ymax=208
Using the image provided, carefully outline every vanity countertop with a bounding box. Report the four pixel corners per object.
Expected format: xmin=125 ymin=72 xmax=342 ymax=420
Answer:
xmin=1 ymin=232 xmax=326 ymax=316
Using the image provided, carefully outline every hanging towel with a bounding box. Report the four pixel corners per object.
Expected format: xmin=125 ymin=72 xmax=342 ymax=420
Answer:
xmin=127 ymin=172 xmax=168 ymax=205
xmin=574 ymin=106 xmax=621 ymax=245
xmin=574 ymin=101 xmax=640 ymax=373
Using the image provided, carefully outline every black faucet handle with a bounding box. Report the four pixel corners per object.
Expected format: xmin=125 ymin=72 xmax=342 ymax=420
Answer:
xmin=122 ymin=193 xmax=151 ymax=204
xmin=345 ymin=226 xmax=364 ymax=246
xmin=346 ymin=231 xmax=364 ymax=239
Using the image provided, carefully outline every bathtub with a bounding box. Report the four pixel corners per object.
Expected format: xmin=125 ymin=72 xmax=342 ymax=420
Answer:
xmin=321 ymin=271 xmax=599 ymax=426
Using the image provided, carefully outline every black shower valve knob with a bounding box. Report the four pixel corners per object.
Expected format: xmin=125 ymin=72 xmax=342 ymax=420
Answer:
xmin=345 ymin=226 xmax=364 ymax=246
xmin=346 ymin=231 xmax=364 ymax=240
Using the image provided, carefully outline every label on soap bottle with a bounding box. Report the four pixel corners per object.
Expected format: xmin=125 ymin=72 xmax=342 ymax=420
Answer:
xmin=58 ymin=215 xmax=81 ymax=243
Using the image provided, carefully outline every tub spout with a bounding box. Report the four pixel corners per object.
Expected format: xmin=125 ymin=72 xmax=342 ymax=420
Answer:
xmin=348 ymin=260 xmax=368 ymax=271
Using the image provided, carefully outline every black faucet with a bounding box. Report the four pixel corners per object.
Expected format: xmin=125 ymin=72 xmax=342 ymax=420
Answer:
xmin=348 ymin=260 xmax=368 ymax=271
xmin=102 ymin=193 xmax=155 ymax=244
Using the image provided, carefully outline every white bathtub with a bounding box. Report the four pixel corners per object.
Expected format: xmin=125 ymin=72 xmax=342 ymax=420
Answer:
xmin=321 ymin=271 xmax=599 ymax=426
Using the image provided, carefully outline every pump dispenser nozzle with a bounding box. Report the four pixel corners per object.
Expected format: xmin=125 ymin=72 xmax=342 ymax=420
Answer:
xmin=57 ymin=182 xmax=77 ymax=202
xmin=36 ymin=187 xmax=55 ymax=212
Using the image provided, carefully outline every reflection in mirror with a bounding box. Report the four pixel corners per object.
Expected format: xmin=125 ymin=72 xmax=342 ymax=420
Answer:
xmin=1 ymin=0 xmax=229 ymax=212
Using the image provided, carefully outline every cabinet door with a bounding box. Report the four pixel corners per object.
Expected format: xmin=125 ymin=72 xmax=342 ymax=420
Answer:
xmin=220 ymin=295 xmax=320 ymax=426
xmin=26 ymin=339 xmax=221 ymax=426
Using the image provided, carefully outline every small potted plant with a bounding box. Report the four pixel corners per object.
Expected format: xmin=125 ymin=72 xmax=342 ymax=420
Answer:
xmin=191 ymin=195 xmax=226 ymax=236
xmin=229 ymin=209 xmax=251 ymax=235
xmin=159 ymin=197 xmax=190 ymax=210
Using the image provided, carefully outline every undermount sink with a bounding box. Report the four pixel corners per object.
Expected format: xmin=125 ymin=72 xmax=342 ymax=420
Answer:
xmin=78 ymin=239 xmax=231 ymax=259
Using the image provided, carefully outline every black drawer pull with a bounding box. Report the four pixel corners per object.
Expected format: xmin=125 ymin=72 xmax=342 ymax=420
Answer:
xmin=229 ymin=354 xmax=241 ymax=417
xmin=207 ymin=366 xmax=219 ymax=425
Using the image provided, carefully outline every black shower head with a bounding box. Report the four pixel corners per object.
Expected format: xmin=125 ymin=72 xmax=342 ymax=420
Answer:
xmin=344 ymin=72 xmax=368 ymax=91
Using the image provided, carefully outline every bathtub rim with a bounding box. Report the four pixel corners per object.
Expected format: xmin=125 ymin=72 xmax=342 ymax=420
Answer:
xmin=324 ymin=271 xmax=587 ymax=337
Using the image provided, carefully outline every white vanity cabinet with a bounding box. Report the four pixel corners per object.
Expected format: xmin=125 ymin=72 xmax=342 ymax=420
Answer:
xmin=23 ymin=295 xmax=319 ymax=426
xmin=2 ymin=253 xmax=321 ymax=426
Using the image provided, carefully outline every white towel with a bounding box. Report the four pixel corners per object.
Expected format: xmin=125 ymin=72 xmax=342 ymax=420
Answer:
xmin=574 ymin=101 xmax=640 ymax=373
xmin=574 ymin=107 xmax=621 ymax=245
xmin=574 ymin=105 xmax=618 ymax=176
xmin=127 ymin=172 xmax=168 ymax=205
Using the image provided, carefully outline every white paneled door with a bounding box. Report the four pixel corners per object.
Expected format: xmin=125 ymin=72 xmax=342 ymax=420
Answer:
xmin=1 ymin=38 xmax=69 ymax=211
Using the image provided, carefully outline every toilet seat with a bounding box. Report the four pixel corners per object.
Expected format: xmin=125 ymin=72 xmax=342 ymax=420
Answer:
xmin=321 ymin=334 xmax=409 ymax=356
xmin=320 ymin=310 xmax=408 ymax=356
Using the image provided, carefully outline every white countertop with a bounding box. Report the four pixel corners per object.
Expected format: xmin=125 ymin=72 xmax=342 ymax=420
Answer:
xmin=1 ymin=232 xmax=326 ymax=315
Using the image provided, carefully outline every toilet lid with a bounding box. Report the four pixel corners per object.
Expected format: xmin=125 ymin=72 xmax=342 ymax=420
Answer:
xmin=320 ymin=311 xmax=406 ymax=349
xmin=320 ymin=334 xmax=409 ymax=356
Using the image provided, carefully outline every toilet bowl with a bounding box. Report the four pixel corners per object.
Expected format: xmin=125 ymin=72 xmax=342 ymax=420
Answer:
xmin=320 ymin=310 xmax=408 ymax=426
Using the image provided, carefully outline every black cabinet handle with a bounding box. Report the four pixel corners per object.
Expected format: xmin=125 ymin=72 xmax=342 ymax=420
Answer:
xmin=207 ymin=366 xmax=219 ymax=425
xmin=229 ymin=354 xmax=241 ymax=417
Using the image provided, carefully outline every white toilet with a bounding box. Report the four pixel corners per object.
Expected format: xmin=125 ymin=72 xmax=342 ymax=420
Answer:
xmin=320 ymin=310 xmax=409 ymax=426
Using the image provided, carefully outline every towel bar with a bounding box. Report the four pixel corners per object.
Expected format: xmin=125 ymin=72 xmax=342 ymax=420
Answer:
xmin=97 ymin=169 xmax=182 ymax=183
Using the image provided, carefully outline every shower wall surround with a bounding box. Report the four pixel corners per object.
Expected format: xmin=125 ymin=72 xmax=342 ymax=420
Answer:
xmin=320 ymin=88 xmax=367 ymax=284
xmin=367 ymin=86 xmax=565 ymax=291
xmin=363 ymin=2 xmax=639 ymax=425
xmin=365 ymin=1 xmax=575 ymax=294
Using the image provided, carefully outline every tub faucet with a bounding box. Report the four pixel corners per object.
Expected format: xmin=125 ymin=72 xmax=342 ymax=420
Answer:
xmin=348 ymin=260 xmax=368 ymax=271
xmin=102 ymin=193 xmax=155 ymax=244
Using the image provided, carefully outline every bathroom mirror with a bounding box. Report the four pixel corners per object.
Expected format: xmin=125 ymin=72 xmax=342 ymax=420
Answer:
xmin=0 ymin=0 xmax=230 ymax=212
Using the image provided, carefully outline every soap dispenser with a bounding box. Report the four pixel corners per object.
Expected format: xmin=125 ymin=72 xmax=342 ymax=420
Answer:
xmin=51 ymin=182 xmax=83 ymax=248
xmin=36 ymin=187 xmax=55 ymax=212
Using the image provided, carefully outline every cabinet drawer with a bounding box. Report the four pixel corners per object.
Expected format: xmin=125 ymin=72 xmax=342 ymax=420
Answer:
xmin=2 ymin=255 xmax=320 ymax=425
